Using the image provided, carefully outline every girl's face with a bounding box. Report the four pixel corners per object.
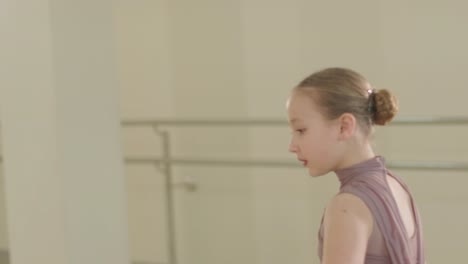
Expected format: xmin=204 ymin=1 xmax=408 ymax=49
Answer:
xmin=287 ymin=91 xmax=344 ymax=177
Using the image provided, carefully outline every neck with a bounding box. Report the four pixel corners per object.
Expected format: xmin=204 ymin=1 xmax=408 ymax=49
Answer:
xmin=335 ymin=143 xmax=375 ymax=171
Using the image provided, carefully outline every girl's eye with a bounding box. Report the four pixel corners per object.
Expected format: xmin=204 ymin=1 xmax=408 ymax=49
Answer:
xmin=296 ymin=129 xmax=306 ymax=134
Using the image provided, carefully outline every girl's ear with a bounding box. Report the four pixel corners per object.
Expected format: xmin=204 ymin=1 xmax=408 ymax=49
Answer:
xmin=338 ymin=113 xmax=356 ymax=140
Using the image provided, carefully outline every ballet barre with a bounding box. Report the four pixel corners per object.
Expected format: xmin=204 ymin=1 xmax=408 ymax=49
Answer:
xmin=124 ymin=156 xmax=468 ymax=171
xmin=121 ymin=116 xmax=468 ymax=127
xmin=122 ymin=116 xmax=468 ymax=264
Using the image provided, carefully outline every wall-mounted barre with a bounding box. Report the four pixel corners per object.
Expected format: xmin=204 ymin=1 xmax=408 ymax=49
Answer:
xmin=124 ymin=157 xmax=468 ymax=171
xmin=124 ymin=116 xmax=468 ymax=264
xmin=121 ymin=116 xmax=468 ymax=127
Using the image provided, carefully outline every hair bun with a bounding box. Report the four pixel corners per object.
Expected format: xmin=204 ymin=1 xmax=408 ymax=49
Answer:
xmin=373 ymin=89 xmax=398 ymax=125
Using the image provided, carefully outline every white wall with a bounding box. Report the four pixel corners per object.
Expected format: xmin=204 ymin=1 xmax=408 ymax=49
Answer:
xmin=113 ymin=1 xmax=172 ymax=262
xmin=115 ymin=1 xmax=254 ymax=263
xmin=114 ymin=1 xmax=468 ymax=263
xmin=0 ymin=168 xmax=7 ymax=251
xmin=1 ymin=0 xmax=467 ymax=263
xmin=0 ymin=1 xmax=130 ymax=263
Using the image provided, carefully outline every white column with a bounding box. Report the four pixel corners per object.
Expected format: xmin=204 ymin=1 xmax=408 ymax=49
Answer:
xmin=0 ymin=1 xmax=130 ymax=264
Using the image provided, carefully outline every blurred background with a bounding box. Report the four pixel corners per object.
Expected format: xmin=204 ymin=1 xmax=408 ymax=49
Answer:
xmin=1 ymin=0 xmax=468 ymax=263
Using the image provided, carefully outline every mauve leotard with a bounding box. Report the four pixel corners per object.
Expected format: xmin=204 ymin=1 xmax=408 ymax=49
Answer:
xmin=318 ymin=156 xmax=425 ymax=264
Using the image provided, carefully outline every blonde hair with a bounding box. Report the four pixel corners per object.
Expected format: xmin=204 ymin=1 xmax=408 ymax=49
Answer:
xmin=295 ymin=67 xmax=398 ymax=135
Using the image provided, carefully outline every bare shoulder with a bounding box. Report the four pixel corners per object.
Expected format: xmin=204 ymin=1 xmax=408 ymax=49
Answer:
xmin=325 ymin=193 xmax=373 ymax=225
xmin=321 ymin=193 xmax=374 ymax=264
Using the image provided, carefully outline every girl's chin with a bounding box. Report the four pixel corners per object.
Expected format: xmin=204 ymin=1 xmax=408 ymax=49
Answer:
xmin=307 ymin=166 xmax=327 ymax=177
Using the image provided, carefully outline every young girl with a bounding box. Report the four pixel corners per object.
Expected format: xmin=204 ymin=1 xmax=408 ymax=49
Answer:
xmin=287 ymin=68 xmax=425 ymax=264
